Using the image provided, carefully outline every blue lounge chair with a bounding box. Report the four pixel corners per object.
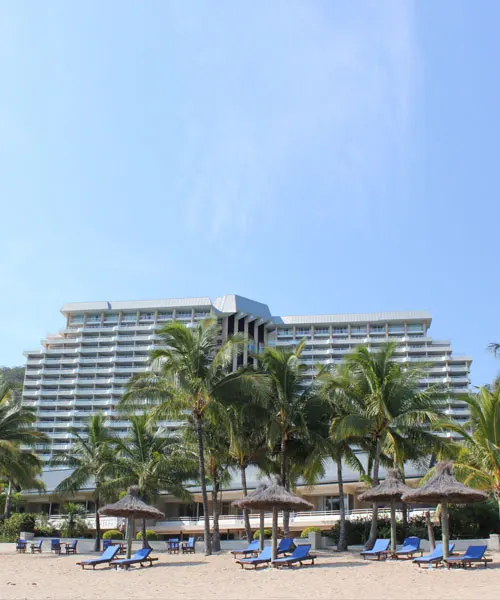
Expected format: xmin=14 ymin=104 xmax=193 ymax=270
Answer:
xmin=231 ymin=539 xmax=260 ymax=559
xmin=110 ymin=548 xmax=158 ymax=569
xmin=444 ymin=545 xmax=491 ymax=568
xmin=393 ymin=537 xmax=422 ymax=559
xmin=277 ymin=538 xmax=295 ymax=555
xmin=360 ymin=539 xmax=390 ymax=560
xmin=16 ymin=539 xmax=27 ymax=553
xmin=272 ymin=544 xmax=316 ymax=568
xmin=413 ymin=543 xmax=455 ymax=567
xmin=103 ymin=539 xmax=113 ymax=551
xmin=236 ymin=547 xmax=272 ymax=570
xmin=30 ymin=539 xmax=43 ymax=553
xmin=182 ymin=537 xmax=196 ymax=554
xmin=51 ymin=539 xmax=61 ymax=554
xmin=76 ymin=545 xmax=120 ymax=570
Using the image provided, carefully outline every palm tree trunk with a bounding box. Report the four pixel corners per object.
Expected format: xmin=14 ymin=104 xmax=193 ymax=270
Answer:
xmin=3 ymin=479 xmax=13 ymax=519
xmin=94 ymin=492 xmax=101 ymax=552
xmin=211 ymin=478 xmax=221 ymax=552
xmin=280 ymin=435 xmax=290 ymax=537
xmin=366 ymin=438 xmax=381 ymax=549
xmin=390 ymin=499 xmax=397 ymax=553
xmin=425 ymin=511 xmax=435 ymax=550
xmin=141 ymin=519 xmax=152 ymax=549
xmin=194 ymin=411 xmax=211 ymax=555
xmin=337 ymin=458 xmax=347 ymax=552
xmin=240 ymin=465 xmax=252 ymax=542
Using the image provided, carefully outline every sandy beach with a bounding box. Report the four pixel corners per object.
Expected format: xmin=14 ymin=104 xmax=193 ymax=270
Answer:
xmin=1 ymin=547 xmax=498 ymax=600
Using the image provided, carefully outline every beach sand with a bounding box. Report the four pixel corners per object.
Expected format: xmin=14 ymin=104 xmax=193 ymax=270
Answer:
xmin=1 ymin=548 xmax=498 ymax=600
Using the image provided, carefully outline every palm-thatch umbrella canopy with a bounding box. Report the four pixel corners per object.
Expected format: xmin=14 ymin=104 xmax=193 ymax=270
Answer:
xmin=99 ymin=486 xmax=164 ymax=558
xmin=358 ymin=469 xmax=412 ymax=553
xmin=232 ymin=482 xmax=313 ymax=560
xmin=232 ymin=483 xmax=267 ymax=550
xmin=402 ymin=462 xmax=487 ymax=560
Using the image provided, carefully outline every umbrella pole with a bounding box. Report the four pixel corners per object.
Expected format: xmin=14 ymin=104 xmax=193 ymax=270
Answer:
xmin=390 ymin=499 xmax=397 ymax=554
xmin=441 ymin=502 xmax=450 ymax=560
xmin=126 ymin=517 xmax=133 ymax=559
xmin=259 ymin=511 xmax=265 ymax=552
xmin=271 ymin=507 xmax=278 ymax=562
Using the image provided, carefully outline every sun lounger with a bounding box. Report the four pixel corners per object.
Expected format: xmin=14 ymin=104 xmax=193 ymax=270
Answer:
xmin=277 ymin=538 xmax=295 ymax=556
xmin=236 ymin=547 xmax=272 ymax=569
xmin=110 ymin=548 xmax=158 ymax=569
xmin=181 ymin=537 xmax=196 ymax=554
xmin=444 ymin=545 xmax=491 ymax=568
xmin=360 ymin=539 xmax=390 ymax=560
xmin=271 ymin=544 xmax=316 ymax=568
xmin=392 ymin=537 xmax=422 ymax=559
xmin=76 ymin=545 xmax=120 ymax=570
xmin=30 ymin=539 xmax=43 ymax=553
xmin=231 ymin=539 xmax=260 ymax=559
xmin=413 ymin=543 xmax=455 ymax=567
xmin=15 ymin=539 xmax=27 ymax=553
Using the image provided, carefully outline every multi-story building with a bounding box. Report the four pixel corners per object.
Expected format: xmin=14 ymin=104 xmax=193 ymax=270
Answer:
xmin=22 ymin=294 xmax=471 ymax=533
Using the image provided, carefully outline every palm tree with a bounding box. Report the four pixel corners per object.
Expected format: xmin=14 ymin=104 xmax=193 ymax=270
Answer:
xmin=257 ymin=340 xmax=327 ymax=535
xmin=441 ymin=386 xmax=500 ymax=517
xmin=226 ymin=399 xmax=268 ymax=542
xmin=53 ymin=414 xmax=118 ymax=551
xmin=0 ymin=378 xmax=46 ymax=519
xmin=318 ymin=363 xmax=367 ymax=551
xmin=123 ymin=319 xmax=263 ymax=555
xmin=109 ymin=414 xmax=197 ymax=548
xmin=331 ymin=343 xmax=450 ymax=548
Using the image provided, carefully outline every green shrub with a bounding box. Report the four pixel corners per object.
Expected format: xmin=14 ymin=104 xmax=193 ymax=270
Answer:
xmin=33 ymin=525 xmax=61 ymax=538
xmin=300 ymin=527 xmax=322 ymax=538
xmin=102 ymin=529 xmax=124 ymax=540
xmin=0 ymin=513 xmax=37 ymax=541
xmin=253 ymin=529 xmax=272 ymax=540
xmin=136 ymin=529 xmax=158 ymax=541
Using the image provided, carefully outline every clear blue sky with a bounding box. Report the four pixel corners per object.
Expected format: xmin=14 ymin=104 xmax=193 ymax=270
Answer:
xmin=1 ymin=0 xmax=498 ymax=386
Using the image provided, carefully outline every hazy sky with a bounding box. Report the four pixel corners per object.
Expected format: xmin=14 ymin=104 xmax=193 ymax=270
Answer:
xmin=0 ymin=0 xmax=499 ymax=385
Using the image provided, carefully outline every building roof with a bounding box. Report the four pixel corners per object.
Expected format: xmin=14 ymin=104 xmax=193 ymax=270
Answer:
xmin=273 ymin=310 xmax=432 ymax=326
xmin=60 ymin=298 xmax=213 ymax=314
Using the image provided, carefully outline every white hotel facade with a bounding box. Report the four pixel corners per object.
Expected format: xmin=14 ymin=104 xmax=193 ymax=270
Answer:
xmin=22 ymin=294 xmax=471 ymax=534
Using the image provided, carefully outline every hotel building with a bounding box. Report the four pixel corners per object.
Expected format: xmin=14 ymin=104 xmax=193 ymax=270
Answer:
xmin=22 ymin=294 xmax=471 ymax=534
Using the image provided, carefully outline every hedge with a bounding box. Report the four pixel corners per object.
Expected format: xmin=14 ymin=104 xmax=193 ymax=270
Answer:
xmin=102 ymin=529 xmax=124 ymax=540
xmin=136 ymin=529 xmax=159 ymax=541
xmin=300 ymin=527 xmax=322 ymax=538
xmin=253 ymin=529 xmax=272 ymax=540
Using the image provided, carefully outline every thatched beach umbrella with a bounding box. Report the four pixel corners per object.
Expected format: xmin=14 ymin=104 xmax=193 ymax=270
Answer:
xmin=402 ymin=462 xmax=487 ymax=560
xmin=233 ymin=482 xmax=313 ymax=560
xmin=232 ymin=483 xmax=267 ymax=550
xmin=358 ymin=469 xmax=412 ymax=554
xmin=99 ymin=486 xmax=164 ymax=558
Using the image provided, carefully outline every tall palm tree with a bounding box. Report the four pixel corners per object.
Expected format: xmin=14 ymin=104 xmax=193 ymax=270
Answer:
xmin=442 ymin=386 xmax=500 ymax=517
xmin=331 ymin=343 xmax=450 ymax=548
xmin=109 ymin=413 xmax=198 ymax=548
xmin=0 ymin=378 xmax=46 ymax=519
xmin=123 ymin=319 xmax=263 ymax=555
xmin=257 ymin=340 xmax=326 ymax=535
xmin=226 ymin=399 xmax=268 ymax=541
xmin=53 ymin=414 xmax=118 ymax=551
xmin=318 ymin=363 xmax=367 ymax=551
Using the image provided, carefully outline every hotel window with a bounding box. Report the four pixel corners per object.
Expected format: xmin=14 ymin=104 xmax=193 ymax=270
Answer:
xmin=351 ymin=326 xmax=366 ymax=335
xmin=70 ymin=315 xmax=84 ymax=325
xmin=121 ymin=314 xmax=137 ymax=322
xmin=314 ymin=327 xmax=330 ymax=336
xmin=139 ymin=312 xmax=154 ymax=320
xmin=157 ymin=312 xmax=173 ymax=320
xmin=332 ymin=327 xmax=348 ymax=335
xmin=195 ymin=311 xmax=210 ymax=319
xmin=370 ymin=325 xmax=385 ymax=334
xmin=388 ymin=323 xmax=404 ymax=333
xmin=103 ymin=313 xmax=118 ymax=322
xmin=407 ymin=323 xmax=424 ymax=334
xmin=86 ymin=315 xmax=101 ymax=323
xmin=176 ymin=311 xmax=192 ymax=319
xmin=296 ymin=328 xmax=311 ymax=336
xmin=277 ymin=328 xmax=293 ymax=336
